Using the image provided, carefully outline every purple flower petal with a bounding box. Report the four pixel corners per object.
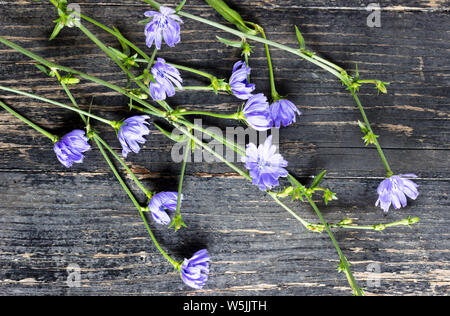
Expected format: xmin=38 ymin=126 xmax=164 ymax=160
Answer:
xmin=271 ymin=99 xmax=302 ymax=128
xmin=53 ymin=129 xmax=91 ymax=168
xmin=148 ymin=192 xmax=183 ymax=225
xmin=229 ymin=61 xmax=255 ymax=100
xmin=144 ymin=6 xmax=183 ymax=50
xmin=150 ymin=58 xmax=183 ymax=101
xmin=117 ymin=115 xmax=150 ymax=158
xmin=180 ymin=249 xmax=210 ymax=289
xmin=375 ymin=174 xmax=419 ymax=213
xmin=241 ymin=135 xmax=288 ymax=191
xmin=243 ymin=94 xmax=273 ymax=131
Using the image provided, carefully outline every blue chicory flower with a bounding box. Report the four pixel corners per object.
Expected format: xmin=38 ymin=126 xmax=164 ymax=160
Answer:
xmin=241 ymin=135 xmax=288 ymax=191
xmin=149 ymin=58 xmax=183 ymax=101
xmin=144 ymin=6 xmax=183 ymax=50
xmin=148 ymin=192 xmax=183 ymax=225
xmin=180 ymin=249 xmax=210 ymax=289
xmin=375 ymin=174 xmax=419 ymax=213
xmin=53 ymin=129 xmax=91 ymax=168
xmin=117 ymin=115 xmax=150 ymax=158
xmin=229 ymin=61 xmax=255 ymax=100
xmin=271 ymin=99 xmax=302 ymax=128
xmin=242 ymin=93 xmax=273 ymax=131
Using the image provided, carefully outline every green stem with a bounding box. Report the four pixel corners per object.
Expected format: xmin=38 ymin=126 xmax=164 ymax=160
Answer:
xmin=94 ymin=136 xmax=178 ymax=269
xmin=141 ymin=1 xmax=343 ymax=80
xmin=138 ymin=105 xmax=418 ymax=233
xmin=176 ymin=137 xmax=191 ymax=218
xmin=243 ymin=48 xmax=251 ymax=84
xmin=168 ymin=120 xmax=311 ymax=230
xmin=258 ymin=27 xmax=279 ymax=101
xmin=0 ymin=85 xmax=114 ymax=127
xmin=51 ymin=69 xmax=87 ymax=125
xmin=60 ymin=82 xmax=87 ymax=125
xmin=160 ymin=62 xmax=215 ymax=81
xmin=146 ymin=49 xmax=158 ymax=72
xmin=0 ymin=36 xmax=163 ymax=118
xmin=94 ymin=134 xmax=152 ymax=198
xmin=77 ymin=12 xmax=216 ymax=82
xmin=178 ymin=86 xmax=215 ymax=91
xmin=140 ymin=1 xmax=392 ymax=175
xmin=268 ymin=192 xmax=310 ymax=228
xmin=0 ymin=100 xmax=58 ymax=142
xmin=77 ymin=12 xmax=152 ymax=65
xmin=178 ymin=117 xmax=246 ymax=156
xmin=76 ymin=23 xmax=176 ymax=114
xmin=176 ymin=111 xmax=238 ymax=120
xmin=350 ymin=88 xmax=393 ymax=177
xmin=329 ymin=217 xmax=420 ymax=230
xmin=77 ymin=25 xmax=149 ymax=102
xmin=306 ymin=195 xmax=363 ymax=296
xmin=171 ymin=122 xmax=252 ymax=181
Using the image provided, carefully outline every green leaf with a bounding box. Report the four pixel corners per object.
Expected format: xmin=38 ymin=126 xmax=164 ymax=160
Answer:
xmin=375 ymin=80 xmax=389 ymax=95
xmin=112 ymin=27 xmax=130 ymax=57
xmin=138 ymin=17 xmax=152 ymax=25
xmin=204 ymin=0 xmax=258 ymax=35
xmin=61 ymin=76 xmax=80 ymax=85
xmin=128 ymin=89 xmax=148 ymax=100
xmin=310 ymin=170 xmax=327 ymax=189
xmin=357 ymin=120 xmax=369 ymax=134
xmin=294 ymin=26 xmax=306 ymax=51
xmin=34 ymin=64 xmax=50 ymax=76
xmin=354 ymin=64 xmax=360 ymax=81
xmin=216 ymin=36 xmax=243 ymax=48
xmin=108 ymin=47 xmax=128 ymax=60
xmin=323 ymin=189 xmax=338 ymax=206
xmin=49 ymin=20 xmax=64 ymax=41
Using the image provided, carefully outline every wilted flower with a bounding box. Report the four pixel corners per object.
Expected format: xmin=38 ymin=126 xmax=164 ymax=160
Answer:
xmin=376 ymin=174 xmax=419 ymax=213
xmin=117 ymin=115 xmax=150 ymax=158
xmin=271 ymin=99 xmax=302 ymax=128
xmin=180 ymin=249 xmax=210 ymax=289
xmin=229 ymin=61 xmax=255 ymax=100
xmin=148 ymin=192 xmax=183 ymax=225
xmin=53 ymin=129 xmax=91 ymax=168
xmin=241 ymin=135 xmax=288 ymax=191
xmin=144 ymin=6 xmax=183 ymax=50
xmin=149 ymin=58 xmax=183 ymax=101
xmin=242 ymin=93 xmax=273 ymax=131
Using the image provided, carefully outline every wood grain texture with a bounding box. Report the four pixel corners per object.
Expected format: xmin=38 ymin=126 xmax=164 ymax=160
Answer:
xmin=0 ymin=0 xmax=449 ymax=296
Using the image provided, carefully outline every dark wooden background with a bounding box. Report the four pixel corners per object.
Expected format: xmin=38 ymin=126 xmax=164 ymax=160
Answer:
xmin=0 ymin=0 xmax=449 ymax=296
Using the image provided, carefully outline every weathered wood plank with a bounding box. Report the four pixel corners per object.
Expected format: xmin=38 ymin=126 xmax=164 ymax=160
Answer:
xmin=0 ymin=173 xmax=448 ymax=295
xmin=3 ymin=0 xmax=449 ymax=11
xmin=0 ymin=0 xmax=448 ymax=296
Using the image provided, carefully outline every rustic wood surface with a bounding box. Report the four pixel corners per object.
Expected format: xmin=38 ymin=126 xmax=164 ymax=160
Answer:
xmin=0 ymin=0 xmax=449 ymax=296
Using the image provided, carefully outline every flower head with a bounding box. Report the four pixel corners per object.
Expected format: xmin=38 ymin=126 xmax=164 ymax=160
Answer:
xmin=149 ymin=58 xmax=183 ymax=101
xmin=53 ymin=129 xmax=91 ymax=168
xmin=144 ymin=6 xmax=183 ymax=50
xmin=229 ymin=61 xmax=255 ymax=100
xmin=271 ymin=99 xmax=302 ymax=128
xmin=241 ymin=135 xmax=288 ymax=191
xmin=375 ymin=174 xmax=419 ymax=213
xmin=148 ymin=192 xmax=183 ymax=225
xmin=117 ymin=115 xmax=150 ymax=158
xmin=242 ymin=93 xmax=273 ymax=131
xmin=180 ymin=249 xmax=210 ymax=289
